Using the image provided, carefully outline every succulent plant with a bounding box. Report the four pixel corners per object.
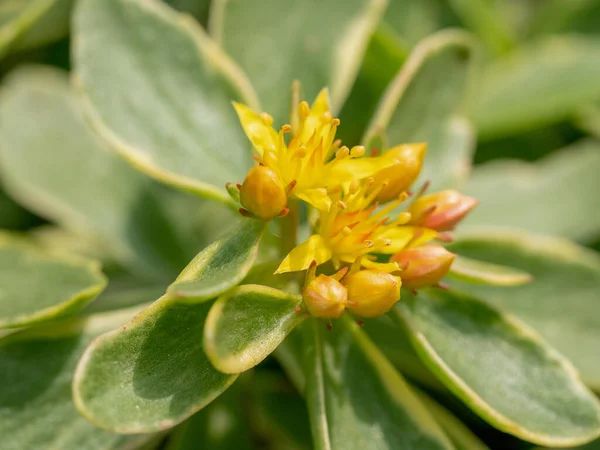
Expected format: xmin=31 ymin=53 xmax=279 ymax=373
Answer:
xmin=1 ymin=1 xmax=600 ymax=450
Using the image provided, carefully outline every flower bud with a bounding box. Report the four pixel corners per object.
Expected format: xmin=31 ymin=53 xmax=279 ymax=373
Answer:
xmin=391 ymin=245 xmax=455 ymax=289
xmin=343 ymin=270 xmax=401 ymax=318
xmin=303 ymin=274 xmax=348 ymax=318
xmin=372 ymin=143 xmax=427 ymax=203
xmin=239 ymin=165 xmax=287 ymax=220
xmin=408 ymin=190 xmax=477 ymax=231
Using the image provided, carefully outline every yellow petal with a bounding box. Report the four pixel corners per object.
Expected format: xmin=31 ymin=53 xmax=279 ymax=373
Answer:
xmin=310 ymin=88 xmax=330 ymax=116
xmin=295 ymin=188 xmax=332 ymax=211
xmin=361 ymin=259 xmax=401 ymax=273
xmin=275 ymin=235 xmax=332 ymax=274
xmin=232 ymin=102 xmax=278 ymax=155
xmin=378 ymin=226 xmax=437 ymax=254
xmin=329 ymin=156 xmax=396 ymax=186
xmin=297 ymin=89 xmax=332 ymax=144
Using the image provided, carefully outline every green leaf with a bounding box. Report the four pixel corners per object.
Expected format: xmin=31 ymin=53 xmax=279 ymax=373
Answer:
xmin=9 ymin=0 xmax=74 ymax=54
xmin=74 ymin=0 xmax=258 ymax=202
xmin=447 ymin=230 xmax=600 ymax=391
xmin=364 ymin=30 xmax=475 ymax=192
xmin=449 ymin=255 xmax=532 ymax=286
xmin=0 ymin=236 xmax=106 ymax=329
xmin=382 ymin=0 xmax=445 ymax=47
xmin=0 ymin=305 xmax=156 ymax=450
xmin=204 ymin=285 xmax=305 ymax=374
xmin=337 ymin=24 xmax=408 ymax=146
xmin=414 ymin=387 xmax=490 ymax=450
xmin=0 ymin=187 xmax=38 ymax=230
xmin=73 ymin=295 xmax=237 ymax=433
xmin=535 ymin=438 xmax=600 ymax=450
xmin=304 ymin=316 xmax=454 ymax=450
xmin=462 ymin=139 xmax=600 ymax=242
xmin=166 ymin=382 xmax=253 ymax=450
xmin=215 ymin=0 xmax=387 ymax=119
xmin=469 ymin=35 xmax=600 ymax=139
xmin=167 ymin=220 xmax=266 ymax=302
xmin=393 ymin=289 xmax=600 ymax=446
xmin=0 ymin=65 xmax=205 ymax=279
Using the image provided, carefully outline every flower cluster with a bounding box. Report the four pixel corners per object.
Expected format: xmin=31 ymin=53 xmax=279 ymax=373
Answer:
xmin=229 ymin=89 xmax=477 ymax=320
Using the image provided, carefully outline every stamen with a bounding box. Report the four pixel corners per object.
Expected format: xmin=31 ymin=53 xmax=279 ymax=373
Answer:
xmin=364 ymin=240 xmax=374 ymax=248
xmin=337 ymin=200 xmax=348 ymax=210
xmin=332 ymin=118 xmax=341 ymax=126
xmin=332 ymin=139 xmax=342 ymax=148
xmin=235 ymin=183 xmax=242 ymax=190
xmin=286 ymin=180 xmax=297 ymax=195
xmin=350 ymin=146 xmax=365 ymax=158
xmin=349 ymin=179 xmax=360 ymax=195
xmin=281 ymin=124 xmax=292 ymax=133
xmin=395 ymin=212 xmax=412 ymax=225
xmin=335 ymin=146 xmax=349 ymax=159
xmin=298 ymin=101 xmax=310 ymax=119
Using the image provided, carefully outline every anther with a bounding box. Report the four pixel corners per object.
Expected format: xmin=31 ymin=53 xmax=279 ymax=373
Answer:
xmin=332 ymin=118 xmax=341 ymax=126
xmin=239 ymin=208 xmax=252 ymax=217
xmin=299 ymin=101 xmax=310 ymax=118
xmin=332 ymin=139 xmax=342 ymax=148
xmin=350 ymin=146 xmax=366 ymax=158
xmin=342 ymin=226 xmax=353 ymax=236
xmin=281 ymin=124 xmax=292 ymax=133
xmin=337 ymin=200 xmax=348 ymax=210
xmin=356 ymin=320 xmax=365 ymax=328
xmin=364 ymin=240 xmax=374 ymax=248
xmin=286 ymin=180 xmax=297 ymax=195
xmin=349 ymin=179 xmax=360 ymax=195
xmin=294 ymin=306 xmax=302 ymax=313
xmin=235 ymin=183 xmax=242 ymax=190
xmin=278 ymin=207 xmax=290 ymax=217
xmin=335 ymin=146 xmax=349 ymax=159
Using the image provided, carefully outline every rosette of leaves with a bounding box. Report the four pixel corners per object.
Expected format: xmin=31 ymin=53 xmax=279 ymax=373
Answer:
xmin=1 ymin=1 xmax=600 ymax=450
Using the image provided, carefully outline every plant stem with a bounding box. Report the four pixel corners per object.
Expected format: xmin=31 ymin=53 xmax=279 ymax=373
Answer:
xmin=280 ymin=199 xmax=299 ymax=256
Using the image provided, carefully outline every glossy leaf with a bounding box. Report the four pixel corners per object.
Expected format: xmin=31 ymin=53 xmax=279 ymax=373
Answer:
xmin=304 ymin=316 xmax=453 ymax=450
xmin=0 ymin=65 xmax=204 ymax=279
xmin=449 ymin=255 xmax=532 ymax=286
xmin=365 ymin=30 xmax=475 ymax=192
xmin=0 ymin=305 xmax=155 ymax=450
xmin=462 ymin=139 xmax=600 ymax=242
xmin=469 ymin=35 xmax=600 ymax=139
xmin=216 ymin=0 xmax=387 ymax=120
xmin=448 ymin=230 xmax=600 ymax=390
xmin=205 ymin=285 xmax=305 ymax=374
xmin=393 ymin=289 xmax=600 ymax=446
xmin=74 ymin=0 xmax=258 ymax=202
xmin=168 ymin=219 xmax=266 ymax=302
xmin=73 ymin=295 xmax=237 ymax=433
xmin=0 ymin=237 xmax=106 ymax=329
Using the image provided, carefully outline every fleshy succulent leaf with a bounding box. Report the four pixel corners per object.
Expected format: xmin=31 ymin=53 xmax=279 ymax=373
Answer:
xmin=393 ymin=288 xmax=600 ymax=446
xmin=448 ymin=255 xmax=532 ymax=286
xmin=364 ymin=29 xmax=476 ymax=192
xmin=73 ymin=295 xmax=237 ymax=433
xmin=304 ymin=315 xmax=454 ymax=450
xmin=0 ymin=234 xmax=106 ymax=329
xmin=448 ymin=230 xmax=600 ymax=391
xmin=215 ymin=0 xmax=388 ymax=119
xmin=73 ymin=0 xmax=259 ymax=202
xmin=0 ymin=304 xmax=156 ymax=450
xmin=167 ymin=220 xmax=266 ymax=302
xmin=204 ymin=284 xmax=305 ymax=374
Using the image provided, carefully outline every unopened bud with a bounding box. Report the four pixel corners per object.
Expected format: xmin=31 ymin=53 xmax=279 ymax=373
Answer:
xmin=391 ymin=245 xmax=455 ymax=289
xmin=408 ymin=190 xmax=477 ymax=231
xmin=372 ymin=143 xmax=427 ymax=203
xmin=343 ymin=270 xmax=401 ymax=318
xmin=303 ymin=274 xmax=348 ymax=318
xmin=239 ymin=165 xmax=287 ymax=220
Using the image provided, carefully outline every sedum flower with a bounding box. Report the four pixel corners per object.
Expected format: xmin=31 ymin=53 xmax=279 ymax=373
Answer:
xmin=232 ymin=89 xmax=394 ymax=212
xmin=343 ymin=269 xmax=401 ymax=318
xmin=408 ymin=189 xmax=478 ymax=231
xmin=275 ymin=179 xmax=437 ymax=274
xmin=390 ymin=244 xmax=456 ymax=289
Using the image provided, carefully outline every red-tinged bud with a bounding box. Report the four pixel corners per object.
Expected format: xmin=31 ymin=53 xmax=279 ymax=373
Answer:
xmin=303 ymin=274 xmax=348 ymax=318
xmin=372 ymin=143 xmax=427 ymax=204
xmin=343 ymin=270 xmax=401 ymax=318
xmin=391 ymin=245 xmax=455 ymax=289
xmin=239 ymin=165 xmax=287 ymax=220
xmin=408 ymin=190 xmax=478 ymax=231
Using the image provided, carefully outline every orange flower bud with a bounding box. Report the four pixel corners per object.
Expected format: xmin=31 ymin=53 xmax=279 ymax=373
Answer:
xmin=408 ymin=190 xmax=477 ymax=231
xmin=391 ymin=245 xmax=455 ymax=289
xmin=343 ymin=270 xmax=401 ymax=318
xmin=239 ymin=165 xmax=287 ymax=220
xmin=372 ymin=143 xmax=427 ymax=203
xmin=303 ymin=274 xmax=348 ymax=318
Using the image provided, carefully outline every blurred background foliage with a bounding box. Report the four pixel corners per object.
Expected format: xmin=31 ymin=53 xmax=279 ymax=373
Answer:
xmin=1 ymin=0 xmax=600 ymax=449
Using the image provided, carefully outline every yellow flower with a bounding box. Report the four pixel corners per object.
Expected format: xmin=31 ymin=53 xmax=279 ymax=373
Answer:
xmin=343 ymin=269 xmax=401 ymax=318
xmin=390 ymin=244 xmax=455 ymax=289
xmin=275 ymin=180 xmax=437 ymax=274
xmin=239 ymin=165 xmax=288 ymax=220
xmin=233 ymin=89 xmax=393 ymax=211
xmin=302 ymin=263 xmax=348 ymax=318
